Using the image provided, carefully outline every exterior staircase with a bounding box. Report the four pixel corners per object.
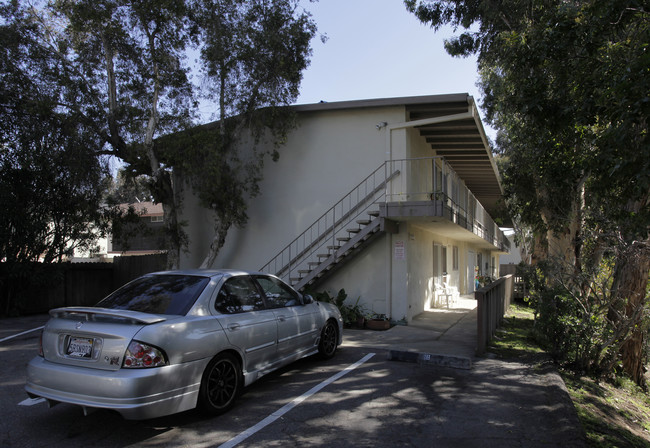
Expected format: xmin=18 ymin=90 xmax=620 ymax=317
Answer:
xmin=260 ymin=164 xmax=399 ymax=291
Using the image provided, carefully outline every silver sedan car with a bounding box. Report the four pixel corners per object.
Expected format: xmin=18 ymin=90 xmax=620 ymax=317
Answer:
xmin=25 ymin=270 xmax=343 ymax=420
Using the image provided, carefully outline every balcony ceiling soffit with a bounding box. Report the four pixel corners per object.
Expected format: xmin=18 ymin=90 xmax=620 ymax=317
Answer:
xmin=407 ymin=100 xmax=503 ymax=219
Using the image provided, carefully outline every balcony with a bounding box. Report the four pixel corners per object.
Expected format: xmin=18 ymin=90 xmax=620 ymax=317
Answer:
xmin=379 ymin=157 xmax=510 ymax=253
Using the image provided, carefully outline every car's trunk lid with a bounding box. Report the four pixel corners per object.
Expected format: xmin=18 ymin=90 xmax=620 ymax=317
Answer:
xmin=41 ymin=307 xmax=168 ymax=371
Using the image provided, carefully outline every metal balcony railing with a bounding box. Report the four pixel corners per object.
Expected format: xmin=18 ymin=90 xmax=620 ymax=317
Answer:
xmin=260 ymin=157 xmax=509 ymax=286
xmin=260 ymin=163 xmax=399 ymax=285
xmin=384 ymin=157 xmax=509 ymax=252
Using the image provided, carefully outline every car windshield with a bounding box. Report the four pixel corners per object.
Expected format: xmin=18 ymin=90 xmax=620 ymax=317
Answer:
xmin=96 ymin=275 xmax=210 ymax=315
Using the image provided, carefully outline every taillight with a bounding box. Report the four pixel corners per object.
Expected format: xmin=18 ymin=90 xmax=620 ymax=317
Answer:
xmin=38 ymin=331 xmax=43 ymax=357
xmin=123 ymin=341 xmax=168 ymax=368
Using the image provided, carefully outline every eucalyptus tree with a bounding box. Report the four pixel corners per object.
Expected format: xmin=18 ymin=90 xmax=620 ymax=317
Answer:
xmin=405 ymin=0 xmax=649 ymax=385
xmin=4 ymin=0 xmax=317 ymax=269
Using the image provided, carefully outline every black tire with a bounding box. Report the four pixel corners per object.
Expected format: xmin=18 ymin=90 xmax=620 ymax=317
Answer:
xmin=198 ymin=353 xmax=242 ymax=415
xmin=318 ymin=320 xmax=338 ymax=359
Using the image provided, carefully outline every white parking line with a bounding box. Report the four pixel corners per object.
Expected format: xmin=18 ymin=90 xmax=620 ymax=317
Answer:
xmin=0 ymin=326 xmax=44 ymax=343
xmin=218 ymin=353 xmax=376 ymax=448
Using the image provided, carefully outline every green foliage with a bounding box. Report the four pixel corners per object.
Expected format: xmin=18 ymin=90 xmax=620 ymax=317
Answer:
xmin=523 ymin=257 xmax=649 ymax=380
xmin=407 ymin=0 xmax=649 ymax=239
xmin=104 ymin=170 xmax=154 ymax=205
xmin=0 ymin=2 xmax=112 ymax=265
xmin=312 ymin=288 xmax=366 ymax=327
xmin=488 ymin=302 xmax=545 ymax=360
xmin=2 ymin=0 xmax=318 ymax=269
xmin=563 ymin=375 xmax=650 ymax=447
xmin=490 ymin=300 xmax=650 ymax=447
xmin=406 ymin=0 xmax=650 ymax=386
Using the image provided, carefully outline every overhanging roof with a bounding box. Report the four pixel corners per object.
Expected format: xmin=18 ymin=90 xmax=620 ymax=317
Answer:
xmin=406 ymin=95 xmax=504 ymax=221
xmin=294 ymin=94 xmax=506 ymax=223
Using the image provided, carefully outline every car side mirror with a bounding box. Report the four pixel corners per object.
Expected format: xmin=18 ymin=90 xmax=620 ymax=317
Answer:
xmin=302 ymin=294 xmax=314 ymax=305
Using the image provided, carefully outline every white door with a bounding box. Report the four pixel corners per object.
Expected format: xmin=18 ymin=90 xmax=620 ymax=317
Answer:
xmin=467 ymin=251 xmax=476 ymax=293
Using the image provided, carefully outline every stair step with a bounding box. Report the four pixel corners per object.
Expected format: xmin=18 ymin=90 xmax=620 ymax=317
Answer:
xmin=308 ymin=261 xmax=320 ymax=267
xmin=327 ymin=245 xmax=341 ymax=251
xmin=317 ymin=253 xmax=330 ymax=259
xmin=356 ymin=219 xmax=371 ymax=225
xmin=347 ymin=228 xmax=361 ymax=233
xmin=337 ymin=237 xmax=350 ymax=242
xmin=368 ymin=210 xmax=380 ymax=217
xmin=298 ymin=269 xmax=310 ymax=274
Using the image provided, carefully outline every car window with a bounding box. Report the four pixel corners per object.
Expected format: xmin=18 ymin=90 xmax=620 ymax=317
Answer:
xmin=214 ymin=276 xmax=265 ymax=314
xmin=96 ymin=275 xmax=210 ymax=315
xmin=255 ymin=275 xmax=300 ymax=308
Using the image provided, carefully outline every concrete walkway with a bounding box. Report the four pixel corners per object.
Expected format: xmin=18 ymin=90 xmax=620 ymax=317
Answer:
xmin=341 ymin=296 xmax=588 ymax=447
xmin=344 ymin=295 xmax=479 ymax=368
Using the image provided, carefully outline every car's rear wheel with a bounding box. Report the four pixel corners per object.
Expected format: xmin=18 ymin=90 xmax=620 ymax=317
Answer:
xmin=318 ymin=320 xmax=338 ymax=359
xmin=198 ymin=353 xmax=242 ymax=415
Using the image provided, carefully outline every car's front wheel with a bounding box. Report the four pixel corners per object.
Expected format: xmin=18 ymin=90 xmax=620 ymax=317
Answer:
xmin=198 ymin=353 xmax=242 ymax=415
xmin=318 ymin=320 xmax=338 ymax=359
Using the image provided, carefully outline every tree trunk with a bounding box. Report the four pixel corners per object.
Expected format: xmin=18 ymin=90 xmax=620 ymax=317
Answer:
xmin=199 ymin=218 xmax=231 ymax=269
xmin=613 ymin=240 xmax=650 ymax=388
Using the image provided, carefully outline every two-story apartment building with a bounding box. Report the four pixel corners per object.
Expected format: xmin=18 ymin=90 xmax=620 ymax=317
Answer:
xmin=179 ymin=93 xmax=510 ymax=324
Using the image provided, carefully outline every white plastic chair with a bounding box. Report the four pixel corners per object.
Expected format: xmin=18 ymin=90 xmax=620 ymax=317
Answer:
xmin=435 ymin=283 xmax=452 ymax=308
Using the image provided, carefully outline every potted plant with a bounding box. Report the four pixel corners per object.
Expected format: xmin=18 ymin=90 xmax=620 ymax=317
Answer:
xmin=314 ymin=289 xmax=366 ymax=328
xmin=366 ymin=313 xmax=390 ymax=331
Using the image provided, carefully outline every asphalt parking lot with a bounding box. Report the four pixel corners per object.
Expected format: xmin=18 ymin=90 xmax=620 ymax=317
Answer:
xmin=1 ymin=314 xmax=586 ymax=448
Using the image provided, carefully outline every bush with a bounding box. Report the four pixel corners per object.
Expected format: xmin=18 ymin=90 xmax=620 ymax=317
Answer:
xmin=311 ymin=288 xmax=366 ymax=327
xmin=525 ymin=257 xmax=644 ymax=379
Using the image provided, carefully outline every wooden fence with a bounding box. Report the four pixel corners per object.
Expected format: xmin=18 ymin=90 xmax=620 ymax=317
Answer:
xmin=0 ymin=254 xmax=167 ymax=316
xmin=475 ymin=274 xmax=514 ymax=355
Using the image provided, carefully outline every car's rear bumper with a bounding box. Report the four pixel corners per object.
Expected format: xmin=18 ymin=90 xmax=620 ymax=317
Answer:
xmin=25 ymin=356 xmax=210 ymax=420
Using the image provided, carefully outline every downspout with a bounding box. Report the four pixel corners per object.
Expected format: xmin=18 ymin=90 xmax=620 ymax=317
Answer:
xmin=382 ymin=106 xmax=475 ymax=320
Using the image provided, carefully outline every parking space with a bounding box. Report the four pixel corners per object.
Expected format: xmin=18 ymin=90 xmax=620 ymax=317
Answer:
xmin=1 ymin=318 xmax=392 ymax=447
xmin=1 ymin=317 xmax=586 ymax=448
xmin=0 ymin=314 xmax=49 ymax=343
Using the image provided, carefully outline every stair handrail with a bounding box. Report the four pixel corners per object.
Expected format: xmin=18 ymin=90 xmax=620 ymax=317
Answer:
xmin=260 ymin=162 xmax=398 ymax=280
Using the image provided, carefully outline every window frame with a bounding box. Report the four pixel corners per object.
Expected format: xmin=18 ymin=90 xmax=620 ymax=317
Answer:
xmin=213 ymin=275 xmax=267 ymax=315
xmin=253 ymin=274 xmax=301 ymax=309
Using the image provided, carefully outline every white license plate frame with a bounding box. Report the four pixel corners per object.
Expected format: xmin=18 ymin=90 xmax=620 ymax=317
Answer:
xmin=66 ymin=336 xmax=94 ymax=359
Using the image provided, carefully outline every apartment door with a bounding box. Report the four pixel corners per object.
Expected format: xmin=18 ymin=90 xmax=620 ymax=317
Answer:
xmin=467 ymin=251 xmax=476 ymax=293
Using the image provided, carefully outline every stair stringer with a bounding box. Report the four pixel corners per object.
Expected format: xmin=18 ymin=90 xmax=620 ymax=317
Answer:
xmin=294 ymin=217 xmax=396 ymax=292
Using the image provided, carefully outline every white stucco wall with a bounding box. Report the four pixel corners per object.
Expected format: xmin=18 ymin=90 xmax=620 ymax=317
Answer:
xmin=178 ymin=100 xmax=505 ymax=323
xmin=315 ymin=235 xmax=388 ymax=317
xmin=180 ymin=106 xmax=406 ymax=270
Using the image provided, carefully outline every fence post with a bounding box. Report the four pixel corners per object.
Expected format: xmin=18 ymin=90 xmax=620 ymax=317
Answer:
xmin=476 ymin=289 xmax=486 ymax=355
xmin=475 ymin=274 xmax=514 ymax=356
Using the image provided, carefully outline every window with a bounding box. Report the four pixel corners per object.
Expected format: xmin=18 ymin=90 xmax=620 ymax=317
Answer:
xmin=452 ymin=246 xmax=459 ymax=270
xmin=214 ymin=276 xmax=265 ymax=314
xmin=151 ymin=215 xmax=163 ymax=222
xmin=255 ymin=275 xmax=300 ymax=308
xmin=97 ymin=274 xmax=209 ymax=315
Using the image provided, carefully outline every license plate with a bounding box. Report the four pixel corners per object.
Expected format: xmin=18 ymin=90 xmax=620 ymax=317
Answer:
xmin=66 ymin=337 xmax=93 ymax=359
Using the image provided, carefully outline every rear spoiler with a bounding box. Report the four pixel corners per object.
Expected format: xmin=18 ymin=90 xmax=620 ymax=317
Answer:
xmin=49 ymin=307 xmax=167 ymax=325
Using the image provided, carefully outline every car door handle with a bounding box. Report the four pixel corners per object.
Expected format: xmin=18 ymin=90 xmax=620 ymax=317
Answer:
xmin=227 ymin=323 xmax=241 ymax=331
xmin=276 ymin=316 xmax=286 ymax=322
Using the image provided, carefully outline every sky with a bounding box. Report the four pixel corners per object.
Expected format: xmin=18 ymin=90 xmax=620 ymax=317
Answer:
xmin=295 ymin=0 xmax=484 ymax=109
